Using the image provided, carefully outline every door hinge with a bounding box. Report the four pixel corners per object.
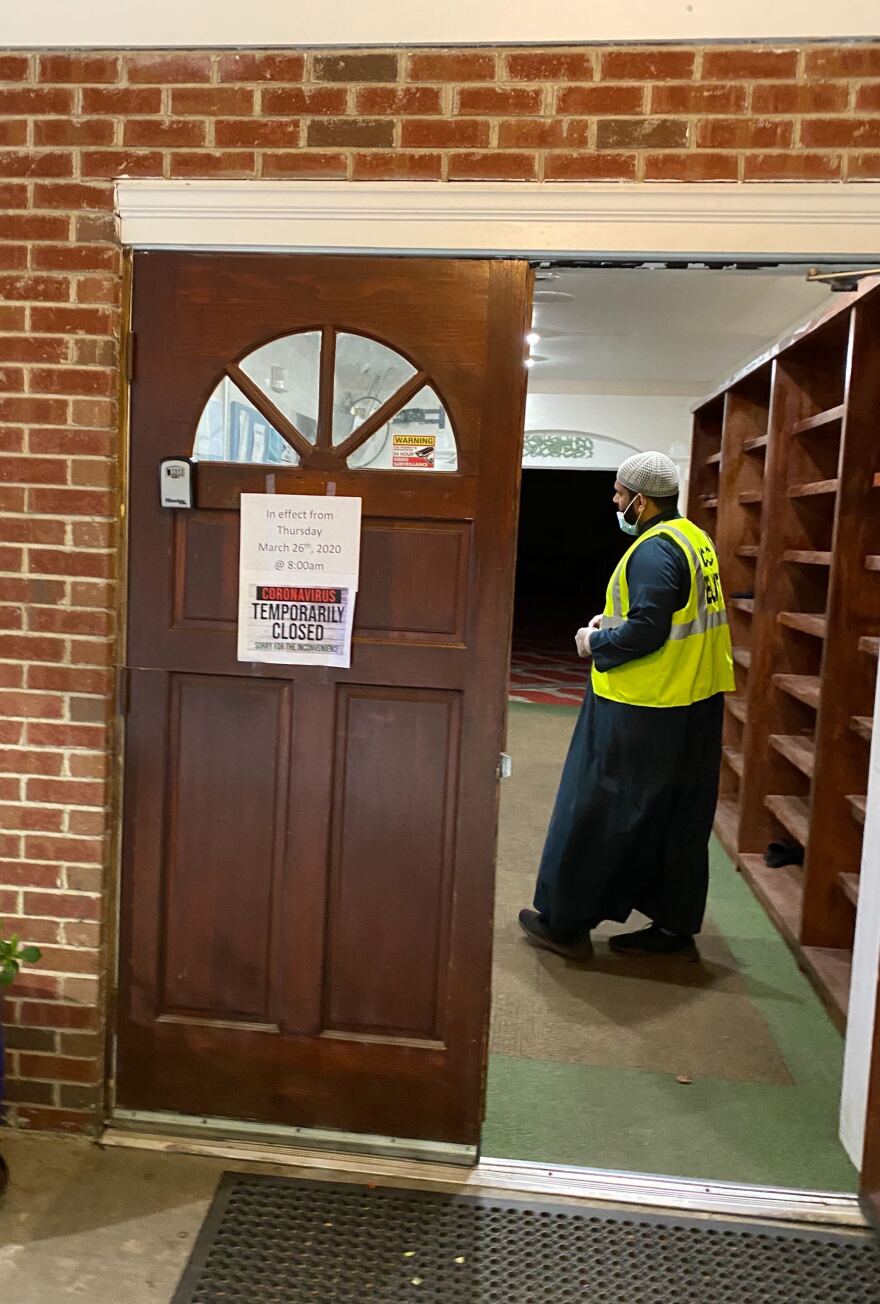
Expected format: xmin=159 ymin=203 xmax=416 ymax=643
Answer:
xmin=497 ymin=753 xmax=513 ymax=780
xmin=115 ymin=666 xmax=130 ymax=716
xmin=124 ymin=330 xmax=136 ymax=384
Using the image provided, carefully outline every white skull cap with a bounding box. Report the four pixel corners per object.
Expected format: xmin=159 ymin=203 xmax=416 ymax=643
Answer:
xmin=617 ymin=451 xmax=680 ymax=497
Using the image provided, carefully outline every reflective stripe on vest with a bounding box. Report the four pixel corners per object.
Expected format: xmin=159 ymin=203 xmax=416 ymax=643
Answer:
xmin=591 ymin=516 xmax=736 ymax=708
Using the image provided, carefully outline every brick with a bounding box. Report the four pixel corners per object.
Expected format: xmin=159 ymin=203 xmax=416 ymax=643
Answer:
xmin=0 ymin=488 xmax=26 ymax=512
xmin=801 ymin=119 xmax=880 ymax=148
xmin=80 ymin=151 xmax=164 ymax=179
xmin=557 ymin=85 xmax=645 ymax=115
xmin=217 ymin=53 xmax=305 ymax=83
xmin=0 ymin=151 xmax=74 ymax=178
xmin=651 ymin=83 xmax=748 ymax=114
xmin=3 ymin=1079 xmax=56 ymax=1105
xmin=215 ymin=119 xmax=302 ymax=148
xmin=58 ymin=1083 xmax=102 ymax=1110
xmin=23 ymin=836 xmax=104 ymax=867
xmin=68 ymin=639 xmax=114 ymax=668
xmin=71 ymin=520 xmax=114 ymax=547
xmin=313 ymin=53 xmax=398 ymax=83
xmin=29 ymin=548 xmax=113 ymax=579
xmin=0 ymin=184 xmax=30 ymax=211
xmin=24 ymin=892 xmax=101 ymax=921
xmin=0 ymin=721 xmax=24 ymax=744
xmin=0 ymin=88 xmax=74 ymax=114
xmin=0 ymin=634 xmax=64 ymax=662
xmin=351 ymin=152 xmax=443 ymax=180
xmin=0 ymin=861 xmax=60 ymax=887
xmin=0 ymin=428 xmax=24 ymax=451
xmin=261 ymin=87 xmax=347 ymax=116
xmin=498 ymin=119 xmax=591 ymax=149
xmin=13 ymin=1106 xmax=95 ymax=1132
xmin=752 ymin=83 xmax=850 ymax=115
xmin=57 ymin=1032 xmax=101 ymax=1058
xmin=408 ymin=52 xmax=497 ymax=82
xmin=38 ymin=55 xmax=120 ymax=84
xmin=698 ymin=118 xmax=794 ymax=149
xmin=856 ymin=84 xmax=880 ymax=111
xmin=401 ymin=118 xmax=490 ymax=149
xmin=259 ymin=151 xmax=348 ymax=178
xmin=70 ymin=397 xmax=115 ymax=427
xmin=0 ymin=830 xmax=22 ymax=854
xmin=72 ymin=338 xmax=116 ymax=367
xmin=458 ymin=86 xmax=544 ymax=115
xmin=3 ymin=214 xmax=70 ymax=243
xmin=29 ymin=666 xmax=110 ymax=695
xmin=306 ymin=118 xmax=394 ymax=148
xmin=66 ymin=814 xmax=106 ymax=841
xmin=0 ymin=396 xmax=68 ymax=425
xmin=0 ymin=121 xmax=28 ymax=146
xmin=743 ymin=151 xmax=842 ymax=180
xmin=600 ymin=49 xmax=696 ymax=81
xmin=70 ymin=583 xmax=113 ymax=609
xmin=123 ymin=118 xmax=206 ymax=148
xmin=1 ymin=804 xmax=64 ymax=831
xmin=505 ymin=51 xmax=595 ymax=81
xmin=30 ymin=609 xmax=111 ymax=637
xmin=597 ymin=119 xmax=689 ymax=149
xmin=0 ymin=368 xmax=24 ymax=392
xmin=17 ymin=1000 xmax=96 ymax=1029
xmin=74 ymin=213 xmax=117 ymax=242
xmin=0 ymin=55 xmax=30 ymax=81
xmin=82 ymin=87 xmax=162 ymax=115
xmin=3 ymin=1026 xmax=56 ymax=1051
xmin=355 ymin=87 xmax=442 ymax=115
xmin=544 ymin=152 xmax=638 ymax=180
xmin=0 ymin=337 xmax=69 ymax=364
xmin=849 ymin=153 xmax=880 ymax=178
xmin=447 ymin=152 xmax=538 ymax=181
xmin=0 ymin=578 xmax=60 ymax=604
xmin=169 ymin=151 xmax=256 ymax=178
xmin=29 ymin=368 xmax=114 ymax=398
xmin=28 ymin=487 xmax=112 ymax=517
xmin=19 ymin=1053 xmax=100 ymax=1083
xmin=27 ymin=778 xmax=106 ymax=805
xmin=0 ymin=245 xmax=27 ymax=273
xmin=0 ymin=750 xmax=63 ymax=776
xmin=644 ymin=152 xmax=740 ymax=180
xmin=172 ymin=87 xmax=255 ymax=115
xmin=126 ymin=52 xmax=213 ymax=83
xmin=30 ymin=306 xmax=111 ymax=336
xmin=805 ymin=46 xmax=880 ymax=79
xmin=0 ymin=273 xmax=71 ymax=302
xmin=0 ymin=307 xmax=27 ymax=331
xmin=702 ymin=48 xmax=799 ymax=80
xmin=0 ymin=516 xmax=65 ymax=543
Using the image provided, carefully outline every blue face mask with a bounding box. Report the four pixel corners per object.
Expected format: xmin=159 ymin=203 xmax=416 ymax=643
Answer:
xmin=617 ymin=495 xmax=644 ymax=536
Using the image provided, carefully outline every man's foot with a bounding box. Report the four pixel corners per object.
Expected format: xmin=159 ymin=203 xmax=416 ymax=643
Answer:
xmin=609 ymin=923 xmax=699 ymax=961
xmin=518 ymin=909 xmax=593 ymax=962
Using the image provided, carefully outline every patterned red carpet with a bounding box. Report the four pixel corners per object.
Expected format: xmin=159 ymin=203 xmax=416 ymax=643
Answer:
xmin=509 ymin=638 xmax=586 ymax=707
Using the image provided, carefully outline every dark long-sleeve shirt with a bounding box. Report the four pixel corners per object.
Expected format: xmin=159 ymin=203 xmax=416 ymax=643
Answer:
xmin=588 ymin=510 xmax=691 ymax=673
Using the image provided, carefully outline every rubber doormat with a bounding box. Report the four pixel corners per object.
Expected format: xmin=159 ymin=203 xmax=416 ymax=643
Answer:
xmin=171 ymin=1173 xmax=880 ymax=1303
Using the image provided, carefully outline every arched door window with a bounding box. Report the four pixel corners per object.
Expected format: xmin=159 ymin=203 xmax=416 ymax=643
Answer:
xmin=193 ymin=328 xmax=458 ymax=472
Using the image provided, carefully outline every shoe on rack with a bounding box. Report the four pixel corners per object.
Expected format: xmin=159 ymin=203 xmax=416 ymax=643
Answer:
xmin=518 ymin=909 xmax=594 ymax=962
xmin=609 ymin=922 xmax=699 ymax=961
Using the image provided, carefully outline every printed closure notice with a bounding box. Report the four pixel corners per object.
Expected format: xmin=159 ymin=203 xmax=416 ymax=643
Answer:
xmin=237 ymin=493 xmax=362 ymax=667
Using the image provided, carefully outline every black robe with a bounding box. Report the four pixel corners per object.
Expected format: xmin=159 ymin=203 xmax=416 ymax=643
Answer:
xmin=533 ymin=512 xmax=725 ymax=940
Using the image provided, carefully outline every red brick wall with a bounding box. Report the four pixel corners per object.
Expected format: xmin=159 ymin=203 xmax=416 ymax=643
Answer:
xmin=0 ymin=40 xmax=879 ymax=1133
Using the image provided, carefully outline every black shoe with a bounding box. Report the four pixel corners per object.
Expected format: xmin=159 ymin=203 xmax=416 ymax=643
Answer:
xmin=518 ymin=909 xmax=593 ymax=962
xmin=609 ymin=923 xmax=699 ymax=961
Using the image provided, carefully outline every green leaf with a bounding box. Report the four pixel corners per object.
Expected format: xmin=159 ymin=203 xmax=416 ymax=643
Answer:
xmin=20 ymin=946 xmax=41 ymax=964
xmin=0 ymin=961 xmax=19 ymax=986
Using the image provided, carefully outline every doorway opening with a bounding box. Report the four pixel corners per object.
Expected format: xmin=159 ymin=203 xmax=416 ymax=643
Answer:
xmin=485 ymin=264 xmax=859 ymax=1195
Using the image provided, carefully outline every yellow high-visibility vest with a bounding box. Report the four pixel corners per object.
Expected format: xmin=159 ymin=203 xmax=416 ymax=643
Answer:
xmin=591 ymin=516 xmax=736 ymax=708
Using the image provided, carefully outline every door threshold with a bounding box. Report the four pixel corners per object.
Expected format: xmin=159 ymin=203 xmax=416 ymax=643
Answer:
xmin=100 ymin=1123 xmax=865 ymax=1229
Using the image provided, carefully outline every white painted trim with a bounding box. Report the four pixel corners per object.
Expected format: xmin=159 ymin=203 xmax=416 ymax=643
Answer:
xmin=100 ymin=1127 xmax=867 ymax=1227
xmin=116 ymin=180 xmax=880 ymax=261
xmin=3 ymin=0 xmax=880 ymax=46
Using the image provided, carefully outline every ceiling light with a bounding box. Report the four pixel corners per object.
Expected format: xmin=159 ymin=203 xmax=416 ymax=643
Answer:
xmin=526 ymin=332 xmax=541 ymax=346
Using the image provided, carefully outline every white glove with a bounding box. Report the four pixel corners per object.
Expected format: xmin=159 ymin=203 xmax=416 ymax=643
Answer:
xmin=575 ymin=627 xmax=592 ymax=659
xmin=588 ymin=614 xmax=603 ymax=631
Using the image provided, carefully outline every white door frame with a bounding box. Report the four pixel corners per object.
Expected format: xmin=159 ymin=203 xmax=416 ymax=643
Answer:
xmin=115 ymin=176 xmax=880 ymax=1190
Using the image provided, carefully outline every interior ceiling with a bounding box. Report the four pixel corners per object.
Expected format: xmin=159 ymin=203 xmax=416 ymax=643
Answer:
xmin=528 ymin=268 xmax=832 ymax=397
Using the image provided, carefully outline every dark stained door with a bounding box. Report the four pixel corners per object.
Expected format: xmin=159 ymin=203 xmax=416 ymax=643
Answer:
xmin=116 ymin=252 xmax=532 ymax=1146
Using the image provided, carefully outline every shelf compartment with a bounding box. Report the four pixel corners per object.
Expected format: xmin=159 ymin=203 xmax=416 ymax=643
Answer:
xmin=859 ymin=635 xmax=880 ymax=658
xmin=732 ymin=647 xmax=752 ymax=670
xmin=769 ymin=733 xmax=816 ymax=777
xmin=730 ymin=598 xmax=755 ymax=613
xmin=743 ymin=435 xmax=769 ymax=453
xmin=738 ymin=490 xmax=763 ymax=505
xmin=773 ymin=674 xmax=821 ymax=709
xmin=777 ymin=612 xmax=827 ymax=639
xmin=722 ymin=746 xmax=744 ymax=778
xmin=726 ymin=697 xmax=747 ymax=723
xmin=791 ymin=405 xmax=846 ymax=436
xmin=847 ymin=795 xmax=867 ymax=825
xmin=838 ymin=873 xmax=860 ymax=907
xmin=851 ymin=716 xmax=874 ymax=743
xmin=788 ymin=478 xmax=839 ymax=499
xmin=801 ymin=947 xmax=852 ymax=1032
xmin=765 ymin=793 xmax=810 ymax=845
xmin=714 ymin=796 xmax=739 ymax=859
xmin=739 ymin=855 xmax=802 ymax=949
xmin=737 ymin=545 xmax=760 ymax=559
xmin=701 ymin=496 xmax=719 ymax=509
xmin=783 ymin=550 xmax=831 ymax=566
xmin=706 ymin=451 xmax=723 ymax=466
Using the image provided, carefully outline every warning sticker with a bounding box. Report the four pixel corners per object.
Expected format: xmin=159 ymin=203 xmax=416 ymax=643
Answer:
xmin=392 ymin=433 xmax=436 ymax=469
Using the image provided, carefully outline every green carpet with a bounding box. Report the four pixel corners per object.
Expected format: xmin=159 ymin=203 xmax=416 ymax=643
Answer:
xmin=482 ymin=701 xmax=857 ymax=1192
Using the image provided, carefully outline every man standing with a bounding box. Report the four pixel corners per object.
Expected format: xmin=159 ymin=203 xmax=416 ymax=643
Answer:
xmin=519 ymin=451 xmax=735 ymax=962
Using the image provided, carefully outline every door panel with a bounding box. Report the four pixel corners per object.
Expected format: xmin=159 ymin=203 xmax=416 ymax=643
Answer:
xmin=117 ymin=252 xmax=532 ymax=1145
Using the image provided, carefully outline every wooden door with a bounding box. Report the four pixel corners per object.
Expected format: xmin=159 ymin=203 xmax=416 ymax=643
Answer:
xmin=116 ymin=252 xmax=531 ymax=1147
